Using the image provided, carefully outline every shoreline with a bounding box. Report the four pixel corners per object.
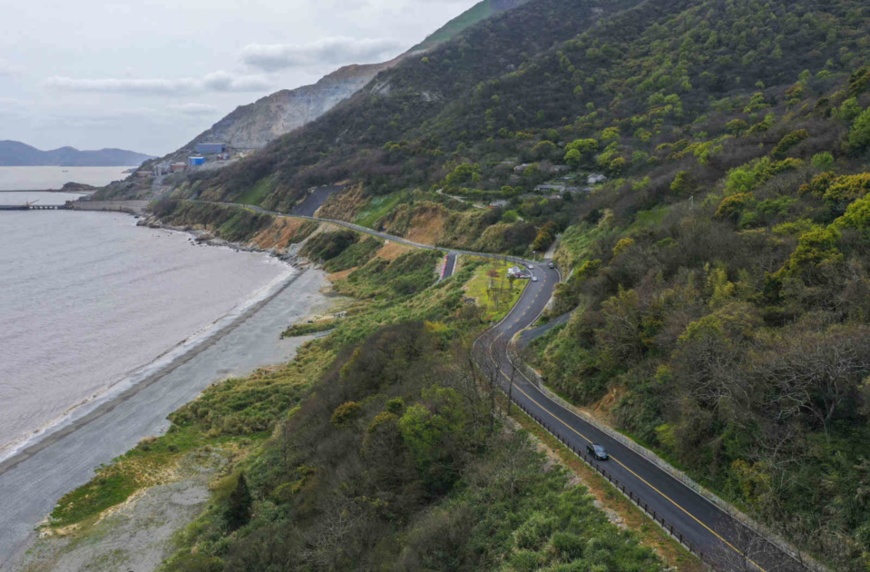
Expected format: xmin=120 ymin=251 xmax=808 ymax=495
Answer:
xmin=0 ymin=267 xmax=308 ymax=477
xmin=0 ymin=208 xmax=299 ymax=466
xmin=0 ymin=209 xmax=333 ymax=569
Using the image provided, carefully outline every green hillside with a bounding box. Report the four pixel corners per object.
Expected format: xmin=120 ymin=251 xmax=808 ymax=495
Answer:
xmin=411 ymin=0 xmax=531 ymax=52
xmin=154 ymin=0 xmax=870 ymax=569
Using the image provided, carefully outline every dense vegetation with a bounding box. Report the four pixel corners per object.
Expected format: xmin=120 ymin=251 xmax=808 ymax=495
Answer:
xmin=145 ymin=0 xmax=870 ymax=568
xmin=163 ymin=321 xmax=662 ymax=572
xmin=45 ymin=225 xmax=669 ymax=571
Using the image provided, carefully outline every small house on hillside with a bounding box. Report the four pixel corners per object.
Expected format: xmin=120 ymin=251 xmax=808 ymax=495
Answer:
xmin=508 ymin=266 xmax=530 ymax=279
xmin=170 ymin=162 xmax=186 ymax=172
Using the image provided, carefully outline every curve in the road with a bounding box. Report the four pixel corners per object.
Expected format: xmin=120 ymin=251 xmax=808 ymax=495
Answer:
xmin=210 ymin=200 xmax=810 ymax=572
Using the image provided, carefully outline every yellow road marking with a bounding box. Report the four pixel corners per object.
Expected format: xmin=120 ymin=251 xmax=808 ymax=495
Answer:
xmin=487 ymin=333 xmax=766 ymax=572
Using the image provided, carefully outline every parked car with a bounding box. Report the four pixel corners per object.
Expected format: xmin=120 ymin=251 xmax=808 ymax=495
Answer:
xmin=527 ymin=264 xmax=533 ymax=270
xmin=587 ymin=443 xmax=608 ymax=460
xmin=532 ymin=275 xmax=538 ymax=282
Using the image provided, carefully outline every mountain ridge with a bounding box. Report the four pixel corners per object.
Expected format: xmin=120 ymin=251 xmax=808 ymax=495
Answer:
xmin=165 ymin=0 xmax=531 ymax=158
xmin=0 ymin=140 xmax=153 ymax=167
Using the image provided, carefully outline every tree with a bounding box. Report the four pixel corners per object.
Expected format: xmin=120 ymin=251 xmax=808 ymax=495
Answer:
xmin=848 ymin=108 xmax=870 ymax=151
xmin=670 ymin=170 xmax=696 ymax=197
xmin=225 ymin=472 xmax=252 ymax=531
xmin=564 ymin=148 xmax=583 ymax=168
xmin=532 ymin=140 xmax=557 ymax=160
xmin=811 ymin=151 xmax=834 ymax=171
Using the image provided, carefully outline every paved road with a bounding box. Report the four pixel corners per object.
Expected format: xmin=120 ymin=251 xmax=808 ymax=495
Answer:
xmin=474 ymin=263 xmax=807 ymax=572
xmin=205 ymin=202 xmax=809 ymax=571
xmin=441 ymin=253 xmax=457 ymax=280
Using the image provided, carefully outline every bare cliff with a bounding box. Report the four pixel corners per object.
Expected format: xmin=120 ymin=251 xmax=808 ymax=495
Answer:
xmin=182 ymin=59 xmax=400 ymax=152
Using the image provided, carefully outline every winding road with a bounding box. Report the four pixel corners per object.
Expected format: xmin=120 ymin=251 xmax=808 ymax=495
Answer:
xmin=0 ymin=197 xmax=813 ymax=572
xmin=230 ymin=201 xmax=812 ymax=572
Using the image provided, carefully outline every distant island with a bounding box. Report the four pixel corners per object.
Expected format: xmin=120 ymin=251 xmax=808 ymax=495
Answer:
xmin=0 ymin=140 xmax=154 ymax=167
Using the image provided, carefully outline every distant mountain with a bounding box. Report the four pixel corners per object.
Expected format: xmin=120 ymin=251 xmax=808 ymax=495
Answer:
xmin=170 ymin=0 xmax=530 ymax=157
xmin=177 ymin=60 xmax=400 ymax=153
xmin=0 ymin=141 xmax=153 ymax=167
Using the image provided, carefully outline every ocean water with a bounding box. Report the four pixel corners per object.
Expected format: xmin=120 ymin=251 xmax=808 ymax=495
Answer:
xmin=0 ymin=166 xmax=132 ymax=191
xmin=0 ymin=200 xmax=294 ymax=458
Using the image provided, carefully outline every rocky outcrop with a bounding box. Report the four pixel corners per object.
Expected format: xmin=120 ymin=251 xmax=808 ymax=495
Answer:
xmin=180 ymin=59 xmax=401 ymax=152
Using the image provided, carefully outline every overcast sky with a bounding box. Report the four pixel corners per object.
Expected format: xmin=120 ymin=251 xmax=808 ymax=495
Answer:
xmin=0 ymin=0 xmax=478 ymax=156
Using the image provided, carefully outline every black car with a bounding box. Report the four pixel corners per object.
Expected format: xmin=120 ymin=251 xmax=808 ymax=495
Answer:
xmin=587 ymin=443 xmax=608 ymax=460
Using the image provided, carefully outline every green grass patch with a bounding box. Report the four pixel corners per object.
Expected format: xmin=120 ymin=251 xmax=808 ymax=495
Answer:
xmin=355 ymin=192 xmax=407 ymax=229
xmin=235 ymin=175 xmax=275 ymax=206
xmin=282 ymin=319 xmax=337 ymax=338
xmin=412 ymin=0 xmax=494 ymax=50
xmin=464 ymin=257 xmax=527 ymax=322
xmin=49 ymin=423 xmax=205 ymax=527
xmin=628 ymin=206 xmax=671 ymax=232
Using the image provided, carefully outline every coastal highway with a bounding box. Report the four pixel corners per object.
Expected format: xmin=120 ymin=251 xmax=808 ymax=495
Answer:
xmin=475 ymin=261 xmax=809 ymax=572
xmin=226 ymin=202 xmax=810 ymax=571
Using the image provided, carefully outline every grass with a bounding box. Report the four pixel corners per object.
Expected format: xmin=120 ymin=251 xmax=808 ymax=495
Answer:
xmin=48 ymin=423 xmax=205 ymax=527
xmin=47 ymin=342 xmax=332 ymax=529
xmin=412 ymin=0 xmax=494 ymax=50
xmin=464 ymin=257 xmax=527 ymax=322
xmin=355 ymin=192 xmax=407 ymax=229
xmin=235 ymin=175 xmax=275 ymax=206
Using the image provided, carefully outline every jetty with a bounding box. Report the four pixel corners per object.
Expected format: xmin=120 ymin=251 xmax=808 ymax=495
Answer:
xmin=0 ymin=204 xmax=66 ymax=211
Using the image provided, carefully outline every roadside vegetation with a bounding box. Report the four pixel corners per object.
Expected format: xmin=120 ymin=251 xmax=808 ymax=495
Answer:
xmin=464 ymin=258 xmax=528 ymax=322
xmin=44 ymin=225 xmax=676 ymax=571
xmin=90 ymin=0 xmax=870 ymax=567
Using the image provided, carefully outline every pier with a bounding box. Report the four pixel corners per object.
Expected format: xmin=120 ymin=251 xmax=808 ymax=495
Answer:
xmin=0 ymin=204 xmax=67 ymax=211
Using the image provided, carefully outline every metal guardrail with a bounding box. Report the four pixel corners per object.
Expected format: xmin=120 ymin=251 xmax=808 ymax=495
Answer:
xmin=515 ymin=399 xmax=721 ymax=564
xmin=504 ymin=343 xmax=823 ymax=572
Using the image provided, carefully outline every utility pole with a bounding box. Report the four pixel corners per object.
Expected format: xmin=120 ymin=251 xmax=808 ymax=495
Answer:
xmin=508 ymin=359 xmax=516 ymax=416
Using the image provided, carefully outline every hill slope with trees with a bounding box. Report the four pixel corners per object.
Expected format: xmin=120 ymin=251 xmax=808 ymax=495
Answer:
xmin=153 ymin=0 xmax=870 ymax=569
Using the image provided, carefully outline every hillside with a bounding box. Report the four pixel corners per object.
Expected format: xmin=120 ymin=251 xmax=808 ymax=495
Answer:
xmin=189 ymin=0 xmax=639 ymax=207
xmin=0 ymin=140 xmax=152 ymax=166
xmin=411 ymin=0 xmax=531 ymax=51
xmin=162 ymin=0 xmax=533 ymax=161
xmin=179 ymin=60 xmax=400 ymax=153
xmin=152 ymin=0 xmax=870 ymax=569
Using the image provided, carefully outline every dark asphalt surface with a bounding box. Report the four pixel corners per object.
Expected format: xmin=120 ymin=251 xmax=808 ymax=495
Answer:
xmin=212 ymin=202 xmax=808 ymax=572
xmin=474 ymin=262 xmax=806 ymax=572
xmin=441 ymin=253 xmax=456 ymax=280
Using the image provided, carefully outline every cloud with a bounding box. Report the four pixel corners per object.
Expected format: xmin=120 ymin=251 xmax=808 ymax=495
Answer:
xmin=242 ymin=37 xmax=405 ymax=71
xmin=0 ymin=59 xmax=21 ymax=76
xmin=44 ymin=71 xmax=271 ymax=95
xmin=169 ymin=102 xmax=221 ymax=115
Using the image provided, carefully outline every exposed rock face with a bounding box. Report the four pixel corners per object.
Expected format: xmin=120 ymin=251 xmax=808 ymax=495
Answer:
xmin=182 ymin=59 xmax=400 ymax=152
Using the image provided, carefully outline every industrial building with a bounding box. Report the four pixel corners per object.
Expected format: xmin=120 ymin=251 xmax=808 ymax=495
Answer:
xmin=195 ymin=143 xmax=226 ymax=154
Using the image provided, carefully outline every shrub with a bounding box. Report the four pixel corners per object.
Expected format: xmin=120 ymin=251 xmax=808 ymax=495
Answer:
xmin=330 ymin=401 xmax=362 ymax=426
xmin=811 ymin=152 xmax=835 ymax=171
xmin=670 ymin=170 xmax=696 ymax=197
xmin=848 ymin=108 xmax=870 ymax=151
xmin=771 ymin=129 xmax=809 ymax=158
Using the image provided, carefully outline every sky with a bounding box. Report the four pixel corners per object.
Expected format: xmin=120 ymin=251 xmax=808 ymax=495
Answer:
xmin=0 ymin=0 xmax=478 ymax=156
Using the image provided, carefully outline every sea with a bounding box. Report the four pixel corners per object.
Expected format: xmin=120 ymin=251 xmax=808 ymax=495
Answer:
xmin=0 ymin=178 xmax=296 ymax=461
xmin=0 ymin=166 xmax=132 ymax=191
